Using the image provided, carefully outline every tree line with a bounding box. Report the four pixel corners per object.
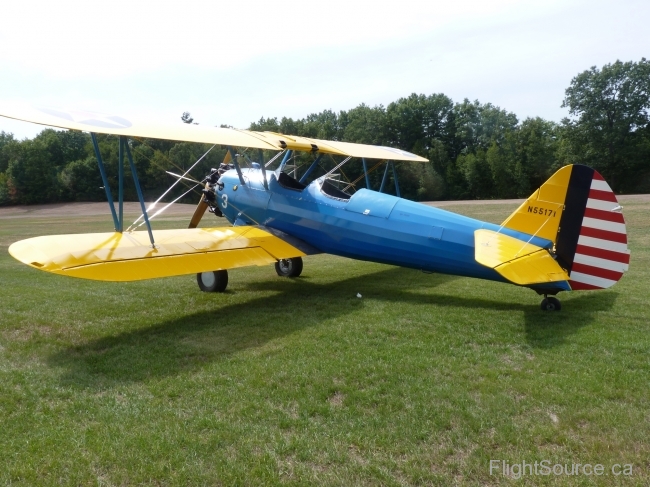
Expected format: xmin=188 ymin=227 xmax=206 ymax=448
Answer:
xmin=1 ymin=58 xmax=648 ymax=206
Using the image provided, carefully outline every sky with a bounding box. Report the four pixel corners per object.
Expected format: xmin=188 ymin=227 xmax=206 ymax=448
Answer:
xmin=1 ymin=0 xmax=648 ymax=139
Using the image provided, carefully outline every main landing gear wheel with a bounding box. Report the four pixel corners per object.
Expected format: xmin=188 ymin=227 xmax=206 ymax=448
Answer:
xmin=540 ymin=296 xmax=561 ymax=311
xmin=197 ymin=270 xmax=228 ymax=292
xmin=275 ymin=257 xmax=303 ymax=278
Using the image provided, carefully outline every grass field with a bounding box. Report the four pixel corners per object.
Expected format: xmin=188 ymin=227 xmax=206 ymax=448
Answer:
xmin=0 ymin=198 xmax=648 ymax=486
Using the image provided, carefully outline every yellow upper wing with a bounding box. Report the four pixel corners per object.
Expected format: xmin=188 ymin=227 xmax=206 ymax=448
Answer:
xmin=8 ymin=226 xmax=305 ymax=282
xmin=0 ymin=103 xmax=428 ymax=162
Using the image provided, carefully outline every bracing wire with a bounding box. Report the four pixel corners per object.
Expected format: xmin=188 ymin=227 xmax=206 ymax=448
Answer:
xmin=265 ymin=150 xmax=286 ymax=168
xmin=322 ymin=157 xmax=352 ymax=178
xmin=342 ymin=160 xmax=385 ymax=192
xmin=165 ymin=171 xmax=203 ymax=185
xmin=131 ymin=184 xmax=199 ymax=230
xmin=131 ymin=136 xmax=196 ymax=176
xmin=126 ymin=144 xmax=216 ymax=231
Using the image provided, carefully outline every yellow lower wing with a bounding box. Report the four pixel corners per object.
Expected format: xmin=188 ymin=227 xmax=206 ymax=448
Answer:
xmin=9 ymin=226 xmax=305 ymax=282
xmin=474 ymin=229 xmax=568 ymax=285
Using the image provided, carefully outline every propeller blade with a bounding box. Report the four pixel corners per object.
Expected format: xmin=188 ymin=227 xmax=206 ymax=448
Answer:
xmin=188 ymin=151 xmax=231 ymax=228
xmin=189 ymin=195 xmax=209 ymax=229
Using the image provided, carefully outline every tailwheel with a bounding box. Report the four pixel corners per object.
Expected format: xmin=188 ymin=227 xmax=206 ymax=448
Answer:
xmin=197 ymin=270 xmax=228 ymax=292
xmin=275 ymin=257 xmax=303 ymax=278
xmin=540 ymin=296 xmax=561 ymax=311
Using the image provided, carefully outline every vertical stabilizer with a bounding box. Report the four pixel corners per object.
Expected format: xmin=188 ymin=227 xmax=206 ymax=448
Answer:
xmin=500 ymin=165 xmax=572 ymax=243
xmin=501 ymin=165 xmax=629 ymax=290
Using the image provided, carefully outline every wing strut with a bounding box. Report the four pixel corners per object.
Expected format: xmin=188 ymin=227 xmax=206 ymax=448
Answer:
xmin=391 ymin=162 xmax=401 ymax=197
xmin=299 ymin=154 xmax=324 ymax=183
xmin=90 ymin=133 xmax=155 ymax=247
xmin=362 ymin=158 xmax=371 ymax=189
xmin=227 ymin=146 xmax=246 ymax=186
xmin=279 ymin=150 xmax=293 ymax=171
xmin=377 ymin=161 xmax=400 ymax=196
xmin=118 ymin=133 xmax=124 ymax=231
xmin=122 ymin=137 xmax=155 ymax=247
xmin=379 ymin=160 xmax=391 ymax=193
xmin=257 ymin=149 xmax=268 ymax=189
xmin=91 ymin=133 xmax=120 ymax=231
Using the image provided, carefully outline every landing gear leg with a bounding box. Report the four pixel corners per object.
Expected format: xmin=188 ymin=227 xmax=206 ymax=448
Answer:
xmin=540 ymin=295 xmax=561 ymax=311
xmin=197 ymin=270 xmax=228 ymax=292
xmin=275 ymin=257 xmax=303 ymax=277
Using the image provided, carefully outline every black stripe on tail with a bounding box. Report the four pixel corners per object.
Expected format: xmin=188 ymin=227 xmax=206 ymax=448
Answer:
xmin=555 ymin=165 xmax=594 ymax=272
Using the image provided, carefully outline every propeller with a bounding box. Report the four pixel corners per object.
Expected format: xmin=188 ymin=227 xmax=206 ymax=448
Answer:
xmin=187 ymin=152 xmax=232 ymax=229
xmin=188 ymin=188 xmax=210 ymax=229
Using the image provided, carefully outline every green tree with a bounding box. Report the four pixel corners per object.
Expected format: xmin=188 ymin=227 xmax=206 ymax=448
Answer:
xmin=456 ymin=150 xmax=491 ymax=199
xmin=514 ymin=117 xmax=560 ymax=194
xmin=32 ymin=129 xmax=87 ymax=169
xmin=0 ymin=172 xmax=9 ymax=205
xmin=445 ymin=100 xmax=520 ymax=199
xmin=341 ymin=104 xmax=388 ymax=145
xmin=303 ymin=110 xmax=341 ymax=140
xmin=486 ymin=141 xmax=516 ymax=198
xmin=6 ymin=139 xmax=60 ymax=204
xmin=250 ymin=117 xmax=280 ymax=132
xmin=427 ymin=139 xmax=451 ymax=199
xmin=451 ymin=99 xmax=518 ymax=156
xmin=405 ymin=162 xmax=445 ymax=201
xmin=0 ymin=131 xmax=17 ymax=173
xmin=59 ymin=157 xmax=104 ymax=201
xmin=386 ymin=93 xmax=454 ymax=156
xmin=561 ymin=58 xmax=650 ymax=191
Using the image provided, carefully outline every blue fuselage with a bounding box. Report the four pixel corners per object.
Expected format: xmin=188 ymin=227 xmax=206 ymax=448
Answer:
xmin=216 ymin=168 xmax=555 ymax=285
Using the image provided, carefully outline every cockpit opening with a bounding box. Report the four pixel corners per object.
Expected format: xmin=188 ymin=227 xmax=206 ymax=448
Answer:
xmin=320 ymin=179 xmax=351 ymax=200
xmin=276 ymin=171 xmax=307 ymax=191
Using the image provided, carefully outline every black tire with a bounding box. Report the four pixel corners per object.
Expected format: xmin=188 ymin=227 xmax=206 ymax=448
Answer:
xmin=275 ymin=257 xmax=303 ymax=277
xmin=197 ymin=270 xmax=228 ymax=292
xmin=540 ymin=296 xmax=561 ymax=311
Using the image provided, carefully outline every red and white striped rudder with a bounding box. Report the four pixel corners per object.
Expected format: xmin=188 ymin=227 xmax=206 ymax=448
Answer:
xmin=565 ymin=170 xmax=630 ymax=290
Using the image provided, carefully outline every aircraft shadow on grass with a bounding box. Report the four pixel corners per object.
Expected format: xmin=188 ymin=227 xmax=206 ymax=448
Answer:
xmin=48 ymin=267 xmax=617 ymax=387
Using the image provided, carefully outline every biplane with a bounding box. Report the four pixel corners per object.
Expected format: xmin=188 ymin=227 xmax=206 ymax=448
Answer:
xmin=1 ymin=105 xmax=630 ymax=310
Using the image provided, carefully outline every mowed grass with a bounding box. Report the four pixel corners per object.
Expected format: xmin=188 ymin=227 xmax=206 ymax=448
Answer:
xmin=0 ymin=199 xmax=648 ymax=486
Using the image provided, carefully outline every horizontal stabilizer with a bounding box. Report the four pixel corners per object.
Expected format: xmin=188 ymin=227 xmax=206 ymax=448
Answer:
xmin=9 ymin=227 xmax=305 ymax=282
xmin=475 ymin=229 xmax=569 ymax=286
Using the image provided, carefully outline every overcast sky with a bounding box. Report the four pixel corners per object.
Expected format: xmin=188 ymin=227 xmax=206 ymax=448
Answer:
xmin=1 ymin=0 xmax=647 ymax=139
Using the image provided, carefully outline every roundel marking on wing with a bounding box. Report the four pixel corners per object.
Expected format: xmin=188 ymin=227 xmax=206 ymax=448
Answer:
xmin=37 ymin=107 xmax=133 ymax=129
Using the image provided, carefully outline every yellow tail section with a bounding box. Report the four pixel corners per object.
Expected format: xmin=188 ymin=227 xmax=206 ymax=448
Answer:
xmin=475 ymin=165 xmax=575 ymax=286
xmin=474 ymin=229 xmax=569 ymax=285
xmin=477 ymin=164 xmax=630 ymax=290
xmin=500 ymin=165 xmax=572 ymax=244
